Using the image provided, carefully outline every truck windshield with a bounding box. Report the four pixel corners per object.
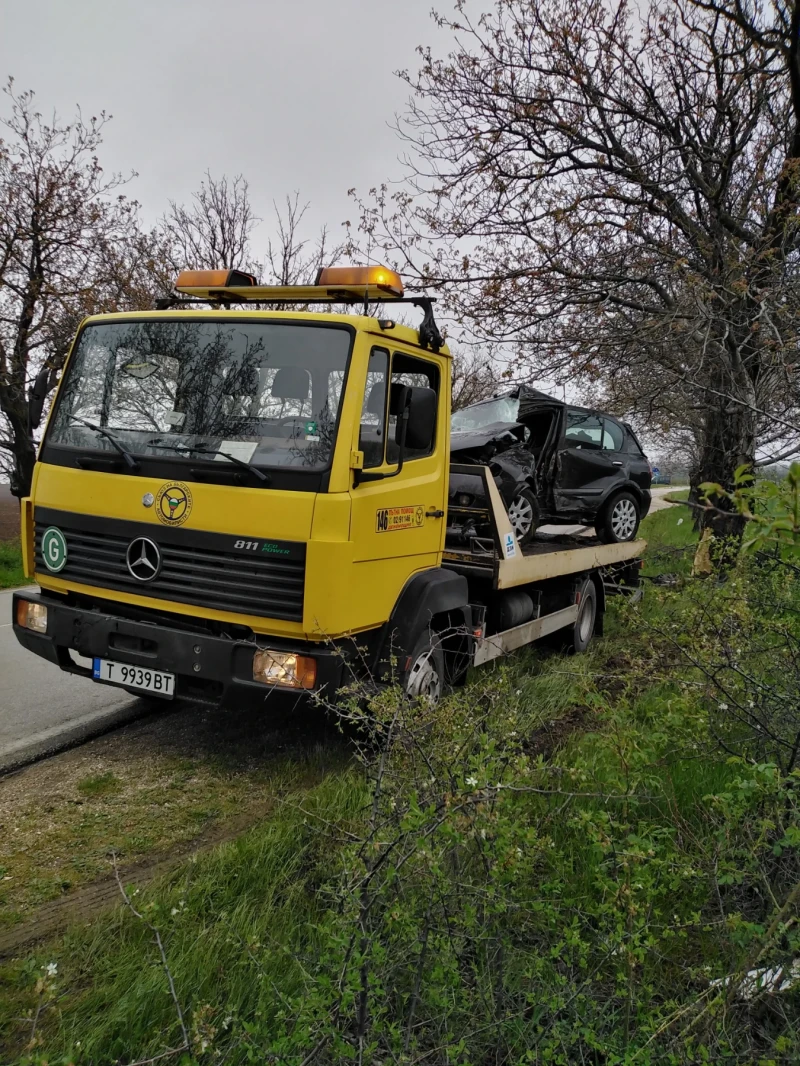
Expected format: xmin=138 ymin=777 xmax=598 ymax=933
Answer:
xmin=48 ymin=319 xmax=353 ymax=471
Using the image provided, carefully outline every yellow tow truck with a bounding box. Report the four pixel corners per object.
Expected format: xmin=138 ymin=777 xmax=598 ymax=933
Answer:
xmin=12 ymin=266 xmax=644 ymax=706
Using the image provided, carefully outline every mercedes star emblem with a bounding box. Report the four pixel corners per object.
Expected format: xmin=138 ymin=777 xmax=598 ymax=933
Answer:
xmin=126 ymin=537 xmax=162 ymax=582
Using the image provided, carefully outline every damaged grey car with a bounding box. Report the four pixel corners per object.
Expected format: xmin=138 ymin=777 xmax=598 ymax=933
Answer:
xmin=449 ymin=386 xmax=652 ymax=546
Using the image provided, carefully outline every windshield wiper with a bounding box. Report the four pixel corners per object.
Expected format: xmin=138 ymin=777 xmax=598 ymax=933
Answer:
xmin=68 ymin=416 xmax=140 ymax=472
xmin=147 ymin=441 xmax=270 ymax=483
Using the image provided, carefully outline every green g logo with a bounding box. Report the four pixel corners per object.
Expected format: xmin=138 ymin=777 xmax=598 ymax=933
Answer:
xmin=41 ymin=526 xmax=68 ymax=573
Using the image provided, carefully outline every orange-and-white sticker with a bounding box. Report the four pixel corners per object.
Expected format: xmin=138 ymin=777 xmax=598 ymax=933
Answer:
xmin=375 ymin=505 xmax=425 ymax=533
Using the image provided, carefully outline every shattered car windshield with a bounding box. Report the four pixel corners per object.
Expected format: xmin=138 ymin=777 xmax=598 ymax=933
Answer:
xmin=451 ymin=396 xmax=520 ymax=432
xmin=48 ymin=319 xmax=352 ymax=471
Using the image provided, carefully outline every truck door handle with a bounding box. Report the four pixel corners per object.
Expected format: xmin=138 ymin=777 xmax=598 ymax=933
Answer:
xmin=426 ymin=509 xmax=445 ymax=518
xmin=612 ymin=461 xmax=623 ymax=466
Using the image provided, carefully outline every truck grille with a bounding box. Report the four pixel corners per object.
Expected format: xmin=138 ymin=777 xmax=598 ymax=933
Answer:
xmin=34 ymin=510 xmax=306 ymax=622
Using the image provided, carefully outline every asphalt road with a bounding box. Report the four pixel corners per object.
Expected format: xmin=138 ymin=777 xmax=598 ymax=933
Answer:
xmin=0 ymin=586 xmax=148 ymax=771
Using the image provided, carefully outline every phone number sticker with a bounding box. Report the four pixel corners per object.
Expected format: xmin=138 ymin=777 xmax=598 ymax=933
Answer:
xmin=375 ymin=505 xmax=425 ymax=533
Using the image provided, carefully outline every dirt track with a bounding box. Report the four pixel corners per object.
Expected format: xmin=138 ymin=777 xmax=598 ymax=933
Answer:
xmin=0 ymin=697 xmax=344 ymax=957
xmin=0 ymin=802 xmax=273 ymax=958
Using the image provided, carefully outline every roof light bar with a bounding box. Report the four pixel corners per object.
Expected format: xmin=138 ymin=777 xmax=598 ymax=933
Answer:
xmin=172 ymin=264 xmax=404 ymax=303
xmin=315 ymin=265 xmax=403 ymax=297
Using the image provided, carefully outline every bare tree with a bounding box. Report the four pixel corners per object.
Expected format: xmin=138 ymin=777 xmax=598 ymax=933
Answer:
xmin=263 ymin=192 xmax=346 ymax=285
xmin=162 ymin=171 xmax=257 ymax=273
xmin=0 ymin=80 xmax=142 ymax=497
xmin=450 ymin=345 xmax=499 ymax=410
xmin=357 ymin=0 xmax=800 ymax=535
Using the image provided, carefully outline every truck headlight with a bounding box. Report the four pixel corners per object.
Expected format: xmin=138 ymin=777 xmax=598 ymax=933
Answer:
xmin=16 ymin=600 xmax=48 ymax=633
xmin=253 ymin=649 xmax=316 ymax=689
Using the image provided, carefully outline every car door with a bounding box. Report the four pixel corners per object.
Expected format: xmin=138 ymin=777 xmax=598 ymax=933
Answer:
xmin=554 ymin=408 xmax=622 ymax=515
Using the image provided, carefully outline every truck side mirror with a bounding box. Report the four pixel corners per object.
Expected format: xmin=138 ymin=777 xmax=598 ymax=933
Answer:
xmin=28 ymin=367 xmax=51 ymax=433
xmin=395 ymin=385 xmax=436 ymax=452
xmin=355 ymin=385 xmax=437 ymax=486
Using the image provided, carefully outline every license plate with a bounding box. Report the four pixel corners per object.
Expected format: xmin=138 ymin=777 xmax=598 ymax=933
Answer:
xmin=92 ymin=658 xmax=175 ymax=698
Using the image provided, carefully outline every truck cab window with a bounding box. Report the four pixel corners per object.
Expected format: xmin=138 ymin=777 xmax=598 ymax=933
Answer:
xmin=387 ymin=352 xmax=440 ymax=462
xmin=360 ymin=349 xmax=440 ymax=467
xmin=359 ymin=348 xmax=390 ymax=469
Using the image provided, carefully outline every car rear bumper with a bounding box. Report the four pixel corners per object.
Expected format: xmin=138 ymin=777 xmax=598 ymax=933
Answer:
xmin=640 ymin=489 xmax=652 ymax=518
xmin=12 ymin=590 xmax=346 ymax=711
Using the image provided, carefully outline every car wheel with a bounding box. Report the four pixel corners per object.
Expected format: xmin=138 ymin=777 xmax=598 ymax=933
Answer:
xmin=507 ymin=486 xmax=540 ymax=547
xmin=402 ymin=630 xmax=445 ymax=705
xmin=597 ymin=491 xmax=640 ymax=543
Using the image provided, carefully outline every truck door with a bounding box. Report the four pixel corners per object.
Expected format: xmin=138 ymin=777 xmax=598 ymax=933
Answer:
xmin=554 ymin=408 xmax=621 ymax=514
xmin=348 ymin=346 xmax=448 ymax=629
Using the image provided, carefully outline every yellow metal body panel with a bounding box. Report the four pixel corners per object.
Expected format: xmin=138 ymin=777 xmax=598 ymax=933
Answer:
xmin=496 ymin=538 xmax=647 ymax=588
xmin=20 ymin=497 xmax=34 ymax=578
xmin=30 ymin=308 xmax=452 ymax=642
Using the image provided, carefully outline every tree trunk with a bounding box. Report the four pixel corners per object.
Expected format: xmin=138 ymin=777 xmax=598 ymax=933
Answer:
xmin=5 ymin=407 xmax=36 ymax=500
xmin=690 ymin=395 xmax=756 ymax=540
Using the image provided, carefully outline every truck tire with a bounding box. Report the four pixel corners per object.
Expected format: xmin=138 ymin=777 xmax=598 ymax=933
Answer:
xmin=507 ymin=486 xmax=540 ymax=547
xmin=570 ymin=579 xmax=597 ymax=653
xmin=402 ymin=629 xmax=445 ymax=704
xmin=596 ymin=491 xmax=640 ymax=544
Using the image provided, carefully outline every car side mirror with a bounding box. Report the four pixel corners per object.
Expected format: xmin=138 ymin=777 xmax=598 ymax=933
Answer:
xmin=394 ymin=385 xmax=436 ymax=452
xmin=28 ymin=367 xmax=51 ymax=432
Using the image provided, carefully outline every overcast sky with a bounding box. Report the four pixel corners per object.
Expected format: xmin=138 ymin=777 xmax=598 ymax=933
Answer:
xmin=0 ymin=0 xmax=449 ymax=253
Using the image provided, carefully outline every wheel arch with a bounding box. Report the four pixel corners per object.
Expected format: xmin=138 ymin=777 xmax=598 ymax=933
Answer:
xmin=373 ymin=568 xmax=471 ymax=682
xmin=598 ymin=480 xmax=645 ymax=510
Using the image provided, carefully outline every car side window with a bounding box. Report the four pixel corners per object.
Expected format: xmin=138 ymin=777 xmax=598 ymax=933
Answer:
xmin=602 ymin=419 xmax=625 ymax=452
xmin=565 ymin=410 xmax=604 ymax=450
xmin=359 ymin=348 xmax=390 ymax=469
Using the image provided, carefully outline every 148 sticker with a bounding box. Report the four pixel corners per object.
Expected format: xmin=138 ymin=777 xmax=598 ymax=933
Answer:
xmin=375 ymin=505 xmax=425 ymax=533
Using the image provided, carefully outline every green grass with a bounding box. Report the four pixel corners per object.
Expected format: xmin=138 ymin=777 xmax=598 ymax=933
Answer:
xmin=76 ymin=772 xmax=122 ymax=798
xmin=639 ymin=494 xmax=698 ymax=577
xmin=0 ymin=538 xmax=25 ymax=589
xmin=0 ymin=773 xmax=367 ymax=1060
xmin=3 ymin=505 xmax=796 ymax=1063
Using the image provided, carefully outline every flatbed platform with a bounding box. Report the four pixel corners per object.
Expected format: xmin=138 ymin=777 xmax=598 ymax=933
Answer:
xmin=444 ymin=465 xmax=645 ymax=589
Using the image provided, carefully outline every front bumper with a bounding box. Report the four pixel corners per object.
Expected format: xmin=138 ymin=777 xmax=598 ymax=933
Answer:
xmin=12 ymin=590 xmax=346 ymax=710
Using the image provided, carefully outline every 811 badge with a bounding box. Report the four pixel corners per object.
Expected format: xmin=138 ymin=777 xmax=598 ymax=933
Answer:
xmin=375 ymin=505 xmax=425 ymax=533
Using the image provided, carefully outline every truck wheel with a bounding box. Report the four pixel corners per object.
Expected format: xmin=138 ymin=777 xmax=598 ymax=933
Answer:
xmin=507 ymin=486 xmax=540 ymax=547
xmin=402 ymin=630 xmax=445 ymax=704
xmin=570 ymin=579 xmax=597 ymax=654
xmin=596 ymin=492 xmax=640 ymax=544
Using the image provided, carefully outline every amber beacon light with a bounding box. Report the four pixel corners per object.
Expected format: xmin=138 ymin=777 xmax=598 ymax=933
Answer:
xmin=174 ymin=269 xmax=258 ymax=289
xmin=316 ymin=265 xmax=404 ymax=297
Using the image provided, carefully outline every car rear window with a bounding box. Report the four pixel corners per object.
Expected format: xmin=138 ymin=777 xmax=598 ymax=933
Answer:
xmin=602 ymin=419 xmax=625 ymax=451
xmin=623 ymin=424 xmax=647 ymax=455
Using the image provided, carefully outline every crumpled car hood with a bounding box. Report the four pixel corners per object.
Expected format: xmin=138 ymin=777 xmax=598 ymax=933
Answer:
xmin=450 ymin=421 xmax=527 ymax=458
